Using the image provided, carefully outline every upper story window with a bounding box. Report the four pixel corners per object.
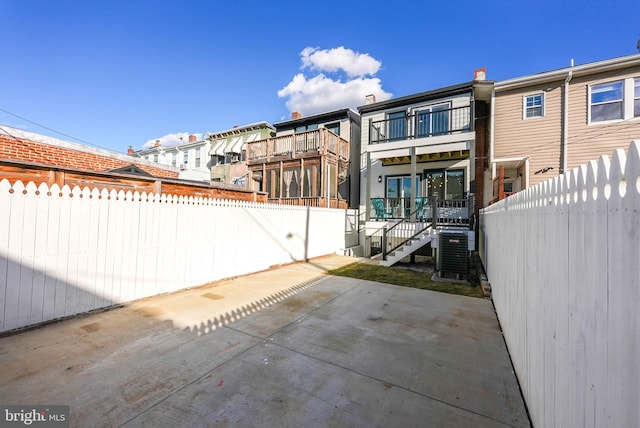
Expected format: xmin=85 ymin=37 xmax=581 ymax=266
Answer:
xmin=387 ymin=111 xmax=406 ymax=141
xmin=524 ymin=93 xmax=544 ymax=119
xmin=325 ymin=122 xmax=340 ymax=136
xmin=295 ymin=124 xmax=318 ymax=133
xmin=171 ymin=153 xmax=176 ymax=167
xmin=195 ymin=149 xmax=201 ymax=168
xmin=590 ymin=80 xmax=624 ymax=122
xmin=416 ymin=104 xmax=450 ymax=137
xmin=635 ymin=78 xmax=640 ymax=117
xmin=153 ymin=154 xmax=158 ymax=162
xmin=183 ymin=151 xmax=188 ymax=165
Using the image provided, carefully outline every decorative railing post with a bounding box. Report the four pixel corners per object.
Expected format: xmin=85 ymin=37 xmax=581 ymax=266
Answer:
xmin=382 ymin=225 xmax=388 ymax=261
xmin=431 ymin=194 xmax=438 ymax=226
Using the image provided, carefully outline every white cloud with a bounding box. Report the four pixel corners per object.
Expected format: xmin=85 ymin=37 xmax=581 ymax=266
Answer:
xmin=300 ymin=46 xmax=381 ymax=77
xmin=143 ymin=132 xmax=202 ymax=149
xmin=278 ymin=47 xmax=391 ymax=116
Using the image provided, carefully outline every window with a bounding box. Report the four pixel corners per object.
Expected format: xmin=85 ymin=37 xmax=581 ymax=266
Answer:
xmin=283 ymin=168 xmax=300 ymax=198
xmin=590 ymin=80 xmax=624 ymax=122
xmin=303 ymin=164 xmax=319 ymax=197
xmin=424 ymin=171 xmax=444 ymax=200
xmin=172 ymin=153 xmax=176 ymax=167
xmin=195 ymin=149 xmax=201 ymax=168
xmin=416 ymin=104 xmax=450 ymax=137
xmin=445 ymin=169 xmax=464 ymax=199
xmin=424 ymin=169 xmax=465 ymax=200
xmin=211 ymin=154 xmax=224 ymax=166
xmin=153 ymin=154 xmax=158 ymax=162
xmin=387 ymin=111 xmax=406 ymax=141
xmin=183 ymin=152 xmax=188 ymax=165
xmin=635 ymin=78 xmax=640 ymax=117
xmin=295 ymin=124 xmax=318 ymax=133
xmin=267 ymin=169 xmax=280 ymax=198
xmin=325 ymin=122 xmax=340 ymax=136
xmin=524 ymin=93 xmax=544 ymax=118
xmin=386 ymin=176 xmax=420 ymax=199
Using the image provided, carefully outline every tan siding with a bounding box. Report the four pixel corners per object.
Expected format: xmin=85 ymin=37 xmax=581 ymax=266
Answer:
xmin=494 ymin=82 xmax=564 ymax=187
xmin=567 ymin=68 xmax=640 ymax=170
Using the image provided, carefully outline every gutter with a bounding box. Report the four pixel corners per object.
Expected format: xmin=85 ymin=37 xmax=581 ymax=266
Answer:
xmin=495 ymin=53 xmax=640 ymax=91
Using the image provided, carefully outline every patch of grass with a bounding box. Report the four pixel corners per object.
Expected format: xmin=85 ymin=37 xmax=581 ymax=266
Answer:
xmin=327 ymin=262 xmax=484 ymax=298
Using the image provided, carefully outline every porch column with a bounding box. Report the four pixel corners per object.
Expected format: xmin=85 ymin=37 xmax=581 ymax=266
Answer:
xmin=410 ymin=146 xmax=417 ymax=221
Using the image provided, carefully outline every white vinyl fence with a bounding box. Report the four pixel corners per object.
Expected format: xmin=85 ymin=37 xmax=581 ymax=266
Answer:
xmin=479 ymin=141 xmax=640 ymax=428
xmin=0 ymin=180 xmax=347 ymax=333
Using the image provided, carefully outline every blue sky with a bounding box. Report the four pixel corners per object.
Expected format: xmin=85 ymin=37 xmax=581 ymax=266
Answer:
xmin=1 ymin=0 xmax=638 ymax=152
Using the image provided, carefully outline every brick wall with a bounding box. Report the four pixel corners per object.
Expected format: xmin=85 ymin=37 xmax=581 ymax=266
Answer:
xmin=0 ymin=134 xmax=178 ymax=179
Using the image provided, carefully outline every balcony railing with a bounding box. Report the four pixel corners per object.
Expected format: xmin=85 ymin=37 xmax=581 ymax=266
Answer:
xmin=370 ymin=197 xmax=470 ymax=224
xmin=247 ymin=129 xmax=349 ymax=163
xmin=267 ymin=197 xmax=348 ymax=209
xmin=368 ymin=105 xmax=472 ymax=145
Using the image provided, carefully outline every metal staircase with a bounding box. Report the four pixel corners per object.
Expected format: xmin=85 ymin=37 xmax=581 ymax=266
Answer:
xmin=368 ymin=195 xmax=473 ymax=267
xmin=378 ymin=227 xmax=436 ymax=267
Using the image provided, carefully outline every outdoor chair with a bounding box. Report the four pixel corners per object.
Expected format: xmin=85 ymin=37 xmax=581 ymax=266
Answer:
xmin=372 ymin=198 xmax=392 ymax=220
xmin=415 ymin=197 xmax=430 ymax=222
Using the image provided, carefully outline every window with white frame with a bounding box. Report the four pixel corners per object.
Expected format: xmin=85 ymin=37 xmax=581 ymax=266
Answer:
xmin=635 ymin=78 xmax=640 ymax=117
xmin=589 ymin=77 xmax=640 ymax=123
xmin=590 ymin=80 xmax=624 ymax=122
xmin=183 ymin=151 xmax=188 ymax=165
xmin=195 ymin=148 xmax=201 ymax=168
xmin=524 ymin=93 xmax=544 ymax=119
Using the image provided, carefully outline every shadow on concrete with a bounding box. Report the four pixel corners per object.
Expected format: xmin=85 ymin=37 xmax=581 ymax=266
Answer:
xmin=182 ymin=274 xmax=329 ymax=337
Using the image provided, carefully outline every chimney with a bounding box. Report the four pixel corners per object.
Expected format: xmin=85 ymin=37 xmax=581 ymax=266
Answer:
xmin=189 ymin=134 xmax=197 ymax=143
xmin=365 ymin=94 xmax=376 ymax=105
xmin=127 ymin=146 xmax=134 ymax=155
xmin=474 ymin=68 xmax=486 ymax=81
xmin=154 ymin=140 xmax=161 ymax=147
xmin=291 ymin=111 xmax=302 ymax=120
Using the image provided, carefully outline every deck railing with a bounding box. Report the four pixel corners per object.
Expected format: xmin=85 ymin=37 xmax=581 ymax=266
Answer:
xmin=247 ymin=129 xmax=349 ymax=163
xmin=369 ymin=104 xmax=472 ymax=145
xmin=370 ymin=196 xmax=470 ymax=224
xmin=267 ymin=197 xmax=348 ymax=209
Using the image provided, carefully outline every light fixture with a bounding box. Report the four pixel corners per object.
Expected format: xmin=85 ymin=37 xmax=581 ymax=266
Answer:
xmin=378 ymin=176 xmax=382 ymax=183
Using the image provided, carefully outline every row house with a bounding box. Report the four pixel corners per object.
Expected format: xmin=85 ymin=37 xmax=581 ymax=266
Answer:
xmin=489 ymin=53 xmax=640 ymax=204
xmin=246 ymin=109 xmax=361 ymax=209
xmin=206 ymin=122 xmax=275 ymax=186
xmin=359 ymin=77 xmax=492 ymax=264
xmin=130 ymin=134 xmax=211 ymax=182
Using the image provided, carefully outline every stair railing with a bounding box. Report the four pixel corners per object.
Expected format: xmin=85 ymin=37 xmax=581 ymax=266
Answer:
xmin=382 ymin=196 xmax=437 ymax=261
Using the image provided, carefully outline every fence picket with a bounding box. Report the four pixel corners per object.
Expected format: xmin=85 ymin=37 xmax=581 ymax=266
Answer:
xmin=480 ymin=141 xmax=640 ymax=428
xmin=0 ymin=180 xmax=347 ymax=334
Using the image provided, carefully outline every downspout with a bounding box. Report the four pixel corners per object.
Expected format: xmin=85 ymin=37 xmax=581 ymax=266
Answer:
xmin=562 ymin=61 xmax=573 ymax=174
xmin=489 ymin=87 xmax=496 ymax=179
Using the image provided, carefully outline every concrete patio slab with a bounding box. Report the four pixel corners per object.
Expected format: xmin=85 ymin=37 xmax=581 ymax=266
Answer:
xmin=0 ymin=255 xmax=529 ymax=427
